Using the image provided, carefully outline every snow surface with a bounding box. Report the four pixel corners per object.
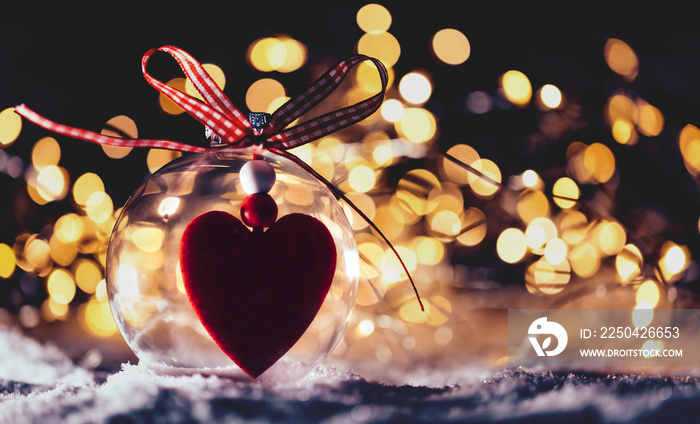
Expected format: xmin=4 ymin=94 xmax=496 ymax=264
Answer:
xmin=1 ymin=325 xmax=700 ymax=423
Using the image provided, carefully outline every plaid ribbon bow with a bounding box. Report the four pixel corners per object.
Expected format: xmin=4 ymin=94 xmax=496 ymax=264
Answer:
xmin=15 ymin=45 xmax=388 ymax=153
xmin=14 ymin=45 xmax=423 ymax=310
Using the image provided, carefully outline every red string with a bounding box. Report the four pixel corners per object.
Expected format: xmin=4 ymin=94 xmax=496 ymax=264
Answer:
xmin=14 ymin=45 xmax=424 ymax=311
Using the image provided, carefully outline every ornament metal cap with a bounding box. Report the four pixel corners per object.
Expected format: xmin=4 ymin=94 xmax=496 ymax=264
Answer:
xmin=248 ymin=112 xmax=270 ymax=133
xmin=248 ymin=112 xmax=270 ymax=146
xmin=205 ymin=126 xmax=224 ymax=147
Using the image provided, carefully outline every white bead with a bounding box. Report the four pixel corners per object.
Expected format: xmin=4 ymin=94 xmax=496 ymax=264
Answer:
xmin=240 ymin=160 xmax=276 ymax=194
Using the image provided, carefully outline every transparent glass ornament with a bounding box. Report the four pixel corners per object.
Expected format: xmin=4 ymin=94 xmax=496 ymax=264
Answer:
xmin=106 ymin=147 xmax=359 ymax=380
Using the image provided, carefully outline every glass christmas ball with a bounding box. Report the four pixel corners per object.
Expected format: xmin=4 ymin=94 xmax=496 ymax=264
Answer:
xmin=106 ymin=147 xmax=359 ymax=380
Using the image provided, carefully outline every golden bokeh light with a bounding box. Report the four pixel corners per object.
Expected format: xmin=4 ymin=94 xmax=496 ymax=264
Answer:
xmin=398 ymin=298 xmax=425 ymax=324
xmin=616 ymin=243 xmax=643 ymax=283
xmin=659 ymin=242 xmax=689 ymax=281
xmin=544 ymin=238 xmax=568 ymax=265
xmin=430 ymin=210 xmax=462 ymax=238
xmin=413 ymin=236 xmax=445 ymax=266
xmin=396 ymin=169 xmax=441 ymax=217
xmin=54 ymin=213 xmax=84 ymax=243
xmin=74 ymin=258 xmax=102 ymax=294
xmin=456 ymin=207 xmax=487 ymax=247
xmin=606 ymin=94 xmax=637 ymax=126
xmin=395 ymin=108 xmax=437 ymax=143
xmin=636 ymin=280 xmax=660 ymax=308
xmin=246 ymin=78 xmax=286 ymax=114
xmin=42 ymin=298 xmax=70 ymax=322
xmin=584 ymin=143 xmax=616 ymax=183
xmin=432 ymin=28 xmax=470 ymax=65
xmin=147 ymin=148 xmax=181 ymax=174
xmin=525 ymin=225 xmax=545 ymax=253
xmin=611 ymin=119 xmax=638 ymax=145
xmin=552 ymin=177 xmax=580 ymax=209
xmin=525 ymin=217 xmax=557 ymax=251
xmin=425 ymin=296 xmax=451 ymax=326
xmin=636 ymin=99 xmax=664 ymax=137
xmin=500 ymin=70 xmax=532 ymax=107
xmin=357 ymin=32 xmax=401 ymax=68
xmin=49 ymin=234 xmax=78 ymax=267
xmin=47 ymin=268 xmax=76 ymax=305
xmin=558 ymin=210 xmax=588 ymax=245
xmin=356 ymin=3 xmax=392 ymax=34
xmin=678 ymin=124 xmax=700 ymax=176
xmin=0 ymin=243 xmax=16 ymax=278
xmin=24 ymin=237 xmax=51 ymax=270
xmin=522 ymin=169 xmax=541 ymax=189
xmin=604 ymin=38 xmax=639 ymax=81
xmin=80 ymin=297 xmax=118 ymax=337
xmin=440 ymin=144 xmax=480 ymax=185
xmin=277 ymin=38 xmax=308 ymax=73
xmin=0 ymin=107 xmax=22 ymax=148
xmin=31 ymin=137 xmax=61 ymax=169
xmin=36 ymin=165 xmax=69 ymax=202
xmin=381 ymin=246 xmax=416 ymax=283
xmin=73 ymin=172 xmax=105 ymax=208
xmin=248 ymin=36 xmax=308 ymax=73
xmin=517 ymin=190 xmax=550 ymax=224
xmin=526 ymin=258 xmax=571 ymax=294
xmin=357 ymin=319 xmax=375 ymax=336
xmin=539 ymin=84 xmax=562 ymax=109
xmin=348 ymin=165 xmax=376 ymax=193
xmin=467 ymin=159 xmax=501 ymax=198
xmin=568 ymin=242 xmax=600 ymax=278
xmin=663 ymin=245 xmax=687 ymax=275
xmin=100 ymin=115 xmax=137 ymax=159
xmin=399 ymin=72 xmax=432 ymax=105
xmin=399 ymin=295 xmax=451 ymax=326
xmin=249 ymin=37 xmax=282 ymax=72
xmin=158 ymin=197 xmax=181 ymax=217
xmin=568 ymin=142 xmax=616 ymax=184
xmin=427 ymin=182 xmax=463 ymax=216
xmin=132 ymin=227 xmax=164 ymax=253
xmin=381 ymin=99 xmax=404 ymax=122
xmin=497 ymin=228 xmax=528 ymax=264
xmin=159 ymin=77 xmax=187 ymax=115
xmin=592 ymin=220 xmax=626 ymax=257
xmin=85 ymin=191 xmax=114 ymax=224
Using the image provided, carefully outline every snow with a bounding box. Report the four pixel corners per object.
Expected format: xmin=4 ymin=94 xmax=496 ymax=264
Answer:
xmin=1 ymin=325 xmax=700 ymax=423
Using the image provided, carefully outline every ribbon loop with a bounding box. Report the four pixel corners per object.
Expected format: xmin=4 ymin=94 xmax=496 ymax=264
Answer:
xmin=147 ymin=46 xmax=250 ymax=130
xmin=13 ymin=46 xmax=424 ymax=311
xmin=264 ymin=55 xmax=388 ymax=149
xmin=141 ymin=46 xmax=251 ymax=146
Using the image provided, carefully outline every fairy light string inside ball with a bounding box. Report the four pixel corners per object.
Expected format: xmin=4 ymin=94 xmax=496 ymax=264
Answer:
xmin=15 ymin=45 xmax=424 ymax=378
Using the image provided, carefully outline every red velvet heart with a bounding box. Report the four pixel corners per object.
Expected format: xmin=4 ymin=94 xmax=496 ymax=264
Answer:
xmin=179 ymin=210 xmax=336 ymax=378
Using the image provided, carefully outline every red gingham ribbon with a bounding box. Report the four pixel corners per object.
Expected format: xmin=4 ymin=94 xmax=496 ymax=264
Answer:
xmin=15 ymin=45 xmax=387 ymax=153
xmin=14 ymin=45 xmax=423 ymax=311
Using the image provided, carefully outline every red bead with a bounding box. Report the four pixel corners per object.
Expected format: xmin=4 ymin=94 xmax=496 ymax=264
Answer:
xmin=240 ymin=194 xmax=278 ymax=228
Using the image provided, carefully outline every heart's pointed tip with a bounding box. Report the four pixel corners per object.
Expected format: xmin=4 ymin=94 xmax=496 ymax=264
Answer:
xmin=242 ymin=365 xmax=266 ymax=379
xmin=246 ymin=371 xmax=261 ymax=379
